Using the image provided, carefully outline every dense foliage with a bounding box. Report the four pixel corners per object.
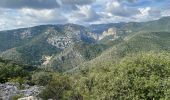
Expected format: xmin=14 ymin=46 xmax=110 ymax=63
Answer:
xmin=39 ymin=74 xmax=76 ymax=100
xmin=1 ymin=52 xmax=169 ymax=100
xmin=39 ymin=52 xmax=170 ymax=100
xmin=0 ymin=58 xmax=36 ymax=84
xmin=31 ymin=72 xmax=53 ymax=86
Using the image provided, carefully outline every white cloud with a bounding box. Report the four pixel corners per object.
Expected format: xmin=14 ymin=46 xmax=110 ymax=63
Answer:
xmin=70 ymin=5 xmax=100 ymax=24
xmin=0 ymin=8 xmax=67 ymax=30
xmin=149 ymin=8 xmax=161 ymax=17
xmin=0 ymin=0 xmax=169 ymax=30
xmin=133 ymin=7 xmax=162 ymax=22
xmin=0 ymin=0 xmax=59 ymax=9
xmin=61 ymin=0 xmax=95 ymax=5
xmin=19 ymin=8 xmax=66 ymax=23
xmin=139 ymin=7 xmax=151 ymax=16
xmin=106 ymin=1 xmax=140 ymax=17
xmin=162 ymin=9 xmax=170 ymax=16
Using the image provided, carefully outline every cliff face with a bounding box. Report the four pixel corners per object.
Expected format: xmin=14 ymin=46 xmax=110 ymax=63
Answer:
xmin=99 ymin=27 xmax=117 ymax=40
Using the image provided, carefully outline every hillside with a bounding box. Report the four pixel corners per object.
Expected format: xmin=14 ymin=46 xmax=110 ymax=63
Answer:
xmin=0 ymin=24 xmax=120 ymax=71
xmin=0 ymin=58 xmax=36 ymax=83
xmin=0 ymin=24 xmax=97 ymax=65
xmin=0 ymin=16 xmax=170 ymax=99
xmin=78 ymin=31 xmax=170 ymax=72
xmin=0 ymin=17 xmax=170 ymax=72
xmin=69 ymin=52 xmax=170 ymax=100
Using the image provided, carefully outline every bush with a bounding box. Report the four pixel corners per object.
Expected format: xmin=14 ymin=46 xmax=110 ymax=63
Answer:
xmin=32 ymin=72 xmax=52 ymax=86
xmin=0 ymin=58 xmax=36 ymax=84
xmin=39 ymin=73 xmax=75 ymax=100
xmin=74 ymin=52 xmax=170 ymax=100
xmin=13 ymin=52 xmax=169 ymax=100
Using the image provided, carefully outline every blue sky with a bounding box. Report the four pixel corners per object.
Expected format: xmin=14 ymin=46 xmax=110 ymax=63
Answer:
xmin=0 ymin=0 xmax=169 ymax=30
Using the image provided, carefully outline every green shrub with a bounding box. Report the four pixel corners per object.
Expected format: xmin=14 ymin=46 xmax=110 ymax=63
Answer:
xmin=32 ymin=72 xmax=52 ymax=86
xmin=74 ymin=52 xmax=170 ymax=100
xmin=39 ymin=73 xmax=74 ymax=100
xmin=0 ymin=58 xmax=36 ymax=83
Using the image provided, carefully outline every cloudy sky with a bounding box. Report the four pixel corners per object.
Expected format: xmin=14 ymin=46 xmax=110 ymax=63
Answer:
xmin=0 ymin=0 xmax=169 ymax=30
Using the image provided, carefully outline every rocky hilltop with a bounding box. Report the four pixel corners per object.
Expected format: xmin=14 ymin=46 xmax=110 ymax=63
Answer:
xmin=0 ymin=83 xmax=43 ymax=100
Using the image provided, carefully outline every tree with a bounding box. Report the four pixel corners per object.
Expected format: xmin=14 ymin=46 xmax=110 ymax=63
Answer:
xmin=32 ymin=72 xmax=52 ymax=86
xmin=74 ymin=52 xmax=170 ymax=100
xmin=39 ymin=74 xmax=74 ymax=100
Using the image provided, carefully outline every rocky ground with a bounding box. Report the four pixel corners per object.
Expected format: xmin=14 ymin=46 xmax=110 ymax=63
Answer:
xmin=0 ymin=82 xmax=43 ymax=100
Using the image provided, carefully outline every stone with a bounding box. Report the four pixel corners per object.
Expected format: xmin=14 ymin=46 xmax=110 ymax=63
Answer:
xmin=0 ymin=83 xmax=43 ymax=100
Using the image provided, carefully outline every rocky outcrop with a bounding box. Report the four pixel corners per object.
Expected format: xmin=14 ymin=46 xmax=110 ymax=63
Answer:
xmin=20 ymin=29 xmax=32 ymax=39
xmin=18 ymin=96 xmax=40 ymax=100
xmin=46 ymin=24 xmax=97 ymax=49
xmin=99 ymin=27 xmax=117 ymax=40
xmin=87 ymin=32 xmax=98 ymax=40
xmin=47 ymin=36 xmax=73 ymax=49
xmin=0 ymin=83 xmax=43 ymax=100
xmin=42 ymin=56 xmax=52 ymax=65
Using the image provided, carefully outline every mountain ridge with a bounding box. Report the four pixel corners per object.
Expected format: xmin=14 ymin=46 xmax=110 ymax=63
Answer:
xmin=0 ymin=16 xmax=170 ymax=72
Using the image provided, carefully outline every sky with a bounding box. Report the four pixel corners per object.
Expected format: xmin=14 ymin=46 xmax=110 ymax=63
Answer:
xmin=0 ymin=0 xmax=170 ymax=30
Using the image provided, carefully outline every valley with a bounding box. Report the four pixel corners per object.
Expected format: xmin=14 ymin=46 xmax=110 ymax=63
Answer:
xmin=0 ymin=16 xmax=170 ymax=100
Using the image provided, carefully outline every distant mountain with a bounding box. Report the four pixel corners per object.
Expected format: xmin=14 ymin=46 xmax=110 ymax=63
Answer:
xmin=0 ymin=24 xmax=96 ymax=65
xmin=75 ymin=31 xmax=170 ymax=73
xmin=0 ymin=16 xmax=170 ymax=72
